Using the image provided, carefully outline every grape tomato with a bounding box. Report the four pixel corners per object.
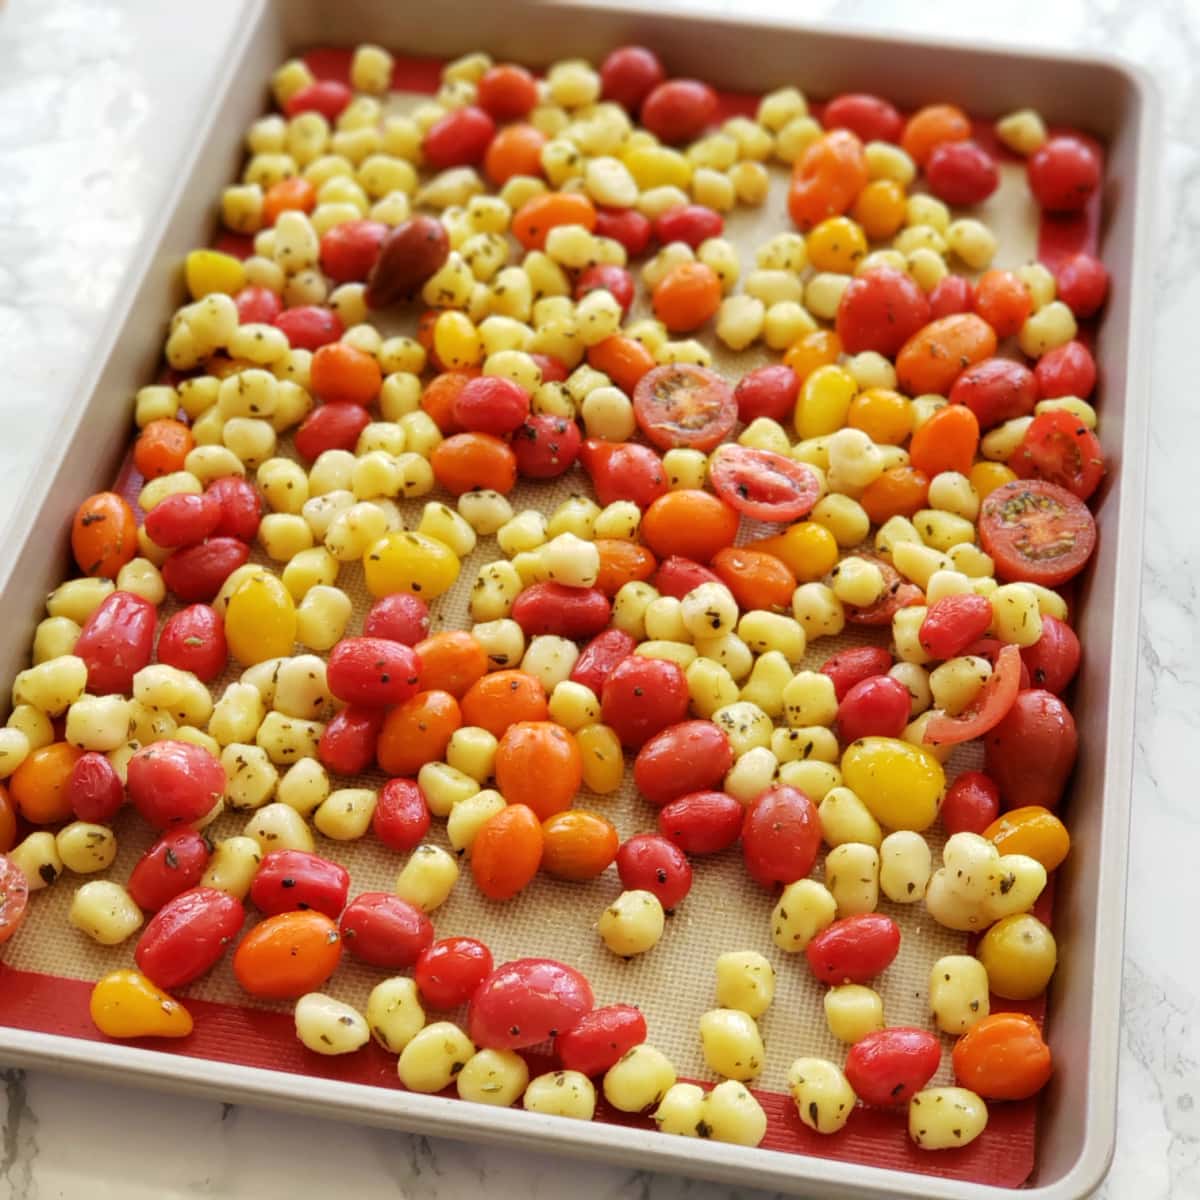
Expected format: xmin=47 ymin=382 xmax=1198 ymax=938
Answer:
xmin=555 ymin=1004 xmax=647 ymax=1077
xmin=73 ymin=591 xmax=157 ymax=694
xmin=634 ymin=720 xmax=734 ymax=807
xmin=127 ymin=830 xmax=212 ymax=913
xmin=658 ymin=790 xmax=744 ymax=856
xmin=616 ymin=834 xmax=693 ymax=911
xmin=469 ymin=957 xmax=594 ymax=1050
xmin=845 ymin=1027 xmax=941 ymax=1106
xmin=415 ymin=936 xmax=494 ymax=1009
xmin=339 ymin=892 xmax=433 ymax=968
xmin=156 ymin=604 xmax=227 ymax=682
xmin=135 ymin=887 xmax=244 ymax=990
xmin=250 ymin=850 xmax=350 ymax=919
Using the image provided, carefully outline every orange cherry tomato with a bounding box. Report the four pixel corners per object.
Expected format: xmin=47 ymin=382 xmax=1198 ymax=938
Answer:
xmin=541 ymin=810 xmax=619 ymax=881
xmin=973 ymin=268 xmax=1034 ymax=339
xmin=900 ymin=103 xmax=972 ymax=167
xmin=232 ymin=910 xmax=342 ymax=1000
xmin=494 ymin=721 xmax=582 ymax=820
xmin=472 ymin=803 xmax=544 ymax=900
xmin=594 ymin=538 xmax=657 ymax=596
xmin=420 ymin=370 xmax=476 ymax=434
xmin=9 ymin=742 xmax=84 ymax=825
xmin=860 ymin=466 xmax=931 ymax=524
xmin=416 ymin=309 xmax=439 ymax=353
xmin=846 ymin=388 xmax=913 ymax=446
xmin=310 ymin=342 xmax=382 ymax=406
xmin=431 ymin=432 xmax=518 ymax=495
xmin=909 ymin=404 xmax=981 ymax=478
xmin=640 ymin=490 xmax=739 ymax=563
xmin=0 ymin=783 xmax=18 ymax=853
xmin=72 ymin=492 xmax=137 ymax=579
xmin=376 ymin=690 xmax=462 ymax=776
xmin=787 ymin=130 xmax=868 ymax=231
xmin=134 ymin=419 xmax=193 ymax=480
xmin=952 ymin=1012 xmax=1053 ymax=1101
xmin=895 ymin=313 xmax=997 ymax=396
xmin=983 ymin=805 xmax=1071 ymax=871
xmin=652 ymin=262 xmax=722 ymax=332
xmin=263 ymin=176 xmax=317 ymax=224
xmin=711 ymin=546 xmax=796 ymax=613
xmin=588 ymin=335 xmax=656 ymax=395
xmin=783 ymin=329 xmax=842 ymax=382
xmin=850 ymin=178 xmax=907 ymax=240
xmin=512 ymin=192 xmax=596 ymax=251
xmin=484 ymin=123 xmax=547 ymax=184
xmin=460 ymin=670 xmax=548 ymax=738
xmin=414 ymin=631 xmax=488 ymax=698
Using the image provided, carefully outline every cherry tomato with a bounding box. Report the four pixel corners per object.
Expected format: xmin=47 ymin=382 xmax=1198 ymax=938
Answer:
xmin=414 ymin=936 xmax=494 ymax=1009
xmin=841 ymin=554 xmax=924 ymax=626
xmin=837 ymin=676 xmax=911 ymax=743
xmin=594 ymin=538 xmax=657 ymax=596
xmin=263 ymin=177 xmax=317 ymax=225
xmin=588 ymin=334 xmax=656 ymax=395
xmin=472 ymin=804 xmax=544 ymax=901
xmin=512 ymin=192 xmax=596 ymax=251
xmin=144 ymin=492 xmax=222 ymax=549
xmin=651 ymin=555 xmax=722 ymax=599
xmin=338 ymin=892 xmax=432 ymax=969
xmin=784 ymin=329 xmax=843 ymax=381
xmin=925 ymin=140 xmax=999 ymax=205
xmin=310 ymin=341 xmax=381 ymax=406
xmin=1010 ymin=409 xmax=1105 ymax=502
xmin=9 ymin=742 xmax=80 ymax=824
xmin=845 ymin=1027 xmax=941 ymax=1106
xmin=469 ymin=957 xmax=594 ymax=1050
xmin=823 ymin=93 xmax=903 ymax=143
xmin=1035 ymin=339 xmax=1097 ymax=400
xmin=924 ymin=644 xmax=1022 ymax=748
xmin=972 ymin=269 xmax=1033 ymax=339
xmin=578 ymin=439 xmax=668 ymax=509
xmin=641 ymin=489 xmax=739 ymax=563
xmin=634 ymin=720 xmax=734 ymax=808
xmin=908 ymin=403 xmax=980 ymax=478
xmin=979 ymin=479 xmax=1097 ymax=586
xmin=72 ymin=492 xmax=137 ymax=579
xmin=134 ymin=419 xmax=193 ymax=480
xmin=600 ymin=45 xmax=665 ymax=111
xmin=919 ymin=593 xmax=995 ymax=660
xmin=1055 ymin=252 xmax=1109 ymax=318
xmin=652 ymin=262 xmax=722 ymax=332
xmin=941 ymin=770 xmax=1002 ymax=836
xmin=498 ymin=413 xmax=576 ymax=482
xmin=162 ymin=538 xmax=250 ymax=603
xmin=901 ymin=103 xmax=970 ymax=166
xmin=819 ymin=646 xmax=895 ymax=701
xmin=0 ymin=856 xmax=30 ymax=945
xmin=0 ymin=791 xmax=14 ymax=856
xmin=412 ymin=631 xmax=487 ymax=699
xmin=319 ymin=218 xmax=386 ymax=283
xmin=734 ymin=365 xmax=799 ymax=423
xmin=640 ymin=79 xmax=717 ymax=144
xmin=953 ymin=1012 xmax=1053 ymax=1101
xmin=431 ymin=432 xmax=518 ymax=495
xmin=555 ymin=1004 xmax=648 ymax=1077
xmin=68 ymin=751 xmax=124 ymax=824
xmin=126 ymin=740 xmax=225 ymax=829
xmin=511 ymin=583 xmax=611 ymax=640
xmin=483 ymin=122 xmax=547 ymax=185
xmin=156 ymin=604 xmax=228 ymax=683
xmin=575 ymin=264 xmax=636 ymax=316
xmin=423 ymin=105 xmax=496 ymax=169
xmin=561 ymin=636 xmax=632 ymax=708
xmin=656 ymin=791 xmax=742 ymax=859
xmin=593 ymin=206 xmax=653 ymax=257
xmin=283 ymin=79 xmax=351 ymax=120
xmin=233 ymin=910 xmax=342 ymax=998
xmin=711 ymin=546 xmax=796 ymax=612
xmin=318 ymin=705 xmax=385 ymax=775
xmin=984 ymin=688 xmax=1078 ymax=810
xmin=788 ymin=130 xmax=869 ymax=231
xmin=451 ymin=376 xmax=530 ymax=437
xmin=835 ymin=267 xmax=931 ymax=357
xmin=805 ymin=914 xmax=902 ymax=985
xmin=541 ymin=810 xmax=620 ymax=881
xmin=1021 ymin=615 xmax=1081 ymax=694
xmin=326 ymin=637 xmax=421 ymax=708
xmin=983 ymin=805 xmax=1071 ymax=871
xmin=207 ymin=476 xmax=262 ymax=541
xmin=234 ymin=284 xmax=282 ymax=325
xmin=363 ymin=593 xmax=430 ymax=645
xmin=366 ymin=217 xmax=452 ymax=310
xmin=127 ymin=830 xmax=211 ymax=913
xmin=1028 ymin=135 xmax=1101 ymax=212
xmin=653 ymin=204 xmax=723 ymax=249
xmin=135 ymin=887 xmax=244 ymax=989
xmin=73 ymin=591 xmax=157 ymax=694
xmin=371 ymin=778 xmax=431 ymax=853
xmin=249 ymin=850 xmax=350 ymax=919
xmin=616 ymin=833 xmax=693 ymax=911
xmin=949 ymin=357 xmax=1038 ymax=430
xmin=294 ymin=402 xmax=372 ymax=460
xmin=476 ymin=63 xmax=538 ymax=120
xmin=495 ymin=722 xmax=582 ymax=821
xmin=896 ymin=313 xmax=997 ymax=397
xmin=742 ymin=785 xmax=821 ymax=889
xmin=460 ymin=671 xmax=546 ymax=738
xmin=709 ymin=444 xmax=821 ymax=524
xmin=928 ymin=274 xmax=973 ymax=319
xmin=601 ymin=656 xmax=688 ymax=749
xmin=274 ymin=305 xmax=343 ymax=350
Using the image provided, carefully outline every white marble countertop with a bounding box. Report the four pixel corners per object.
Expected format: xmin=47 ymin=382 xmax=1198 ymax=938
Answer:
xmin=1 ymin=0 xmax=1197 ymax=1196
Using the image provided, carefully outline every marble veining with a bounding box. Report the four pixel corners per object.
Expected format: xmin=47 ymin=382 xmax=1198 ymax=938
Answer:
xmin=1 ymin=0 xmax=1198 ymax=1196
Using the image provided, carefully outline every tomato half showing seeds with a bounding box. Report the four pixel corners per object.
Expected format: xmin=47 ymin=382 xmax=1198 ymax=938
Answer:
xmin=233 ymin=910 xmax=343 ymax=999
xmin=633 ymin=364 xmax=736 ymax=452
xmin=73 ymin=591 xmax=157 ymax=694
xmin=249 ymin=850 xmax=350 ymax=919
xmin=742 ymin=785 xmax=821 ymax=889
xmin=805 ymin=914 xmax=901 ymax=985
xmin=845 ymin=1027 xmax=942 ymax=1106
xmin=709 ymin=444 xmax=822 ymax=524
xmin=923 ymin=643 xmax=1022 ymax=747
xmin=841 ymin=554 xmax=924 ymax=626
xmin=127 ymin=829 xmax=211 ymax=913
xmin=126 ymin=741 xmax=227 ymax=830
xmin=615 ymin=833 xmax=693 ymax=911
xmin=0 ymin=856 xmax=30 ymax=945
xmin=415 ymin=936 xmax=494 ymax=1009
xmin=952 ymin=1012 xmax=1053 ymax=1100
xmin=1009 ymin=409 xmax=1105 ymax=502
xmin=979 ymin=479 xmax=1097 ymax=587
xmin=633 ymin=720 xmax=734 ymax=807
xmin=338 ymin=892 xmax=433 ymax=969
xmin=555 ymin=1004 xmax=648 ymax=1077
xmin=468 ymin=957 xmax=595 ymax=1050
xmin=135 ymin=887 xmax=245 ymax=990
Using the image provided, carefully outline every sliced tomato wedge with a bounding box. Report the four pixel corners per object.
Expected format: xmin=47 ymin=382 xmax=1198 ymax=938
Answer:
xmin=837 ymin=554 xmax=925 ymax=626
xmin=979 ymin=478 xmax=1097 ymax=587
xmin=923 ymin=644 xmax=1022 ymax=747
xmin=709 ymin=444 xmax=822 ymax=523
xmin=633 ymin=363 xmax=736 ymax=452
xmin=0 ymin=856 xmax=30 ymax=945
xmin=1009 ymin=409 xmax=1105 ymax=501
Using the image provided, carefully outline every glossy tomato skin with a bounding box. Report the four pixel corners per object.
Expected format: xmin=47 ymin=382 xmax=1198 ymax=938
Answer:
xmin=601 ymin=656 xmax=689 ymax=749
xmin=511 ymin=583 xmax=611 ymax=639
xmin=156 ymin=604 xmax=227 ymax=682
xmin=820 ymin=646 xmax=894 ymax=701
xmin=284 ymin=80 xmax=351 ymax=120
xmin=837 ymin=676 xmax=911 ymax=743
xmin=294 ymin=402 xmax=372 ymax=461
xmin=984 ymin=688 xmax=1078 ymax=810
xmin=469 ymin=957 xmax=595 ymax=1050
xmin=144 ymin=492 xmax=222 ymax=549
xmin=979 ymin=479 xmax=1097 ymax=587
xmin=250 ymin=850 xmax=350 ymax=919
xmin=423 ymin=105 xmax=496 ymax=169
xmin=952 ymin=1012 xmax=1053 ymax=1101
xmin=1035 ymin=340 xmax=1096 ymax=400
xmin=593 ymin=207 xmax=653 ymax=257
xmin=940 ymin=770 xmax=1001 ymax=836
xmin=371 ymin=778 xmax=431 ymax=852
xmin=925 ymin=140 xmax=999 ymax=205
xmin=923 ymin=643 xmax=1022 ymax=749
xmin=135 ymin=887 xmax=244 ymax=989
xmin=319 ymin=219 xmax=387 ymax=283
xmin=1055 ymin=252 xmax=1109 ymax=318
xmin=709 ymin=445 xmax=821 ymax=524
xmin=836 ymin=268 xmax=931 ymax=358
xmin=1021 ymin=615 xmax=1081 ymax=694
xmin=841 ymin=555 xmax=924 ymax=627
xmin=735 ymin=365 xmax=799 ymax=423
xmin=1027 ymin=135 xmax=1101 ymax=212
xmin=555 ymin=1004 xmax=648 ymax=1077
xmin=73 ymin=591 xmax=157 ymax=694
xmin=318 ymin=705 xmax=385 ymax=776
xmin=616 ymin=833 xmax=693 ymax=910
xmin=634 ymin=720 xmax=734 ymax=807
xmin=274 ymin=305 xmax=344 ymax=351
xmin=845 ymin=1027 xmax=941 ymax=1106
xmin=949 ymin=357 xmax=1038 ymax=430
xmin=575 ymin=264 xmax=636 ymax=316
xmin=363 ymin=593 xmax=430 ymax=646
xmin=452 ymin=376 xmax=530 ymax=437
xmin=600 ymin=45 xmax=665 ymax=112
xmin=1010 ymin=409 xmax=1105 ymax=501
xmin=339 ymin=892 xmax=433 ymax=968
xmin=207 ymin=477 xmax=263 ymax=542
xmin=579 ymin=439 xmax=668 ymax=508
xmin=512 ymin=414 xmax=582 ymax=479
xmin=570 ymin=629 xmax=636 ymax=696
xmin=326 ymin=637 xmax=421 ymax=708
xmin=126 ymin=741 xmax=226 ymax=829
xmin=919 ymin=593 xmax=995 ymax=660
xmin=654 ymin=204 xmax=724 ymax=249
xmin=640 ymin=79 xmax=718 ymax=144
xmin=651 ymin=556 xmax=722 ymax=600
xmin=805 ymin=914 xmax=901 ymax=985
xmin=659 ymin=790 xmax=744 ymax=856
xmin=928 ymin=274 xmax=973 ymax=318
xmin=235 ymin=284 xmax=282 ymax=325
xmin=127 ymin=829 xmax=212 ymax=912
xmin=68 ymin=752 xmax=125 ymax=823
xmin=742 ymin=785 xmax=821 ymax=888
xmin=415 ymin=936 xmax=494 ymax=1009
xmin=822 ymin=93 xmax=903 ymax=143
xmin=233 ymin=910 xmax=342 ymax=999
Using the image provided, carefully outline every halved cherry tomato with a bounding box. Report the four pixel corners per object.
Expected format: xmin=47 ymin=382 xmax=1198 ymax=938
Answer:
xmin=468 ymin=957 xmax=594 ymax=1049
xmin=495 ymin=721 xmax=582 ymax=820
xmin=594 ymin=539 xmax=656 ymax=596
xmin=711 ymin=546 xmax=796 ymax=612
xmin=460 ymin=671 xmax=547 ymax=738
xmin=1010 ymin=409 xmax=1105 ymax=501
xmin=72 ymin=492 xmax=137 ymax=579
xmin=633 ymin=364 xmax=735 ymax=452
xmin=616 ymin=834 xmax=693 ymax=911
xmin=641 ymin=489 xmax=739 ymax=563
xmin=923 ymin=644 xmax=1022 ymax=747
xmin=633 ymin=720 xmax=734 ymax=808
xmin=0 ymin=855 xmax=30 ymax=944
xmin=896 ymin=314 xmax=997 ymax=397
xmin=709 ymin=444 xmax=821 ymax=524
xmin=376 ymin=690 xmax=462 ymax=775
xmin=415 ymin=936 xmax=494 ymax=1009
xmin=472 ymin=804 xmax=544 ymax=901
xmin=541 ymin=810 xmax=620 ymax=881
xmin=233 ymin=910 xmax=342 ymax=998
xmin=979 ymin=479 xmax=1097 ymax=586
xmin=953 ymin=1012 xmax=1053 ymax=1100
xmin=841 ymin=555 xmax=924 ymax=626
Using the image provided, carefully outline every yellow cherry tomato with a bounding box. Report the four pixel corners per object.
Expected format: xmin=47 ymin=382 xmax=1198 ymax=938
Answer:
xmin=184 ymin=249 xmax=246 ymax=299
xmin=851 ymin=179 xmax=907 ymax=240
xmin=977 ymin=913 xmax=1058 ymax=1000
xmin=969 ymin=460 xmax=1017 ymax=500
xmin=364 ymin=531 xmax=461 ymax=600
xmin=846 ymin=388 xmax=913 ymax=446
xmin=840 ymin=736 xmax=945 ymax=831
xmin=795 ymin=364 xmax=857 ymax=440
xmin=90 ymin=969 xmax=194 ymax=1039
xmin=749 ymin=522 xmax=839 ymax=583
xmin=225 ymin=571 xmax=297 ymax=666
xmin=983 ymin=806 xmax=1070 ymax=871
xmin=806 ymin=216 xmax=869 ymax=275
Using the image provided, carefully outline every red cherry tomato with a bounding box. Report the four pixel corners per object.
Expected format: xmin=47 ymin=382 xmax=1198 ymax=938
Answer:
xmin=805 ymin=913 xmax=901 ymax=985
xmin=640 ymin=79 xmax=717 ymax=144
xmin=371 ymin=778 xmax=431 ymax=853
xmin=250 ymin=850 xmax=350 ymax=919
xmin=126 ymin=741 xmax=225 ymax=829
xmin=634 ymin=720 xmax=734 ymax=807
xmin=1010 ymin=408 xmax=1105 ymax=501
xmin=940 ymin=770 xmax=1002 ymax=836
xmin=145 ymin=492 xmax=222 ymax=549
xmin=593 ymin=207 xmax=653 ymax=257
xmin=919 ymin=593 xmax=995 ymax=660
xmin=819 ymin=646 xmax=895 ymax=701
xmin=835 ymin=267 xmax=931 ymax=357
xmin=68 ymin=752 xmax=124 ymax=824
xmin=476 ymin=64 xmax=538 ymax=121
xmin=135 ymin=887 xmax=244 ymax=989
xmin=709 ymin=444 xmax=821 ymax=523
xmin=601 ymin=656 xmax=689 ymax=749
xmin=274 ymin=305 xmax=343 ymax=351
xmin=161 ymin=538 xmax=251 ymax=603
xmin=73 ymin=591 xmax=157 ymax=694
xmin=925 ymin=140 xmax=999 ymax=205
xmin=127 ymin=830 xmax=211 ymax=912
xmin=653 ymin=204 xmax=723 ymax=249
xmin=734 ymin=365 xmax=799 ymax=424
xmin=1055 ymin=252 xmax=1109 ymax=318
xmin=1028 ymin=135 xmax=1101 ymax=212
xmin=363 ymin=593 xmax=431 ymax=645
xmin=579 ymin=439 xmax=668 ymax=508
xmin=984 ymin=688 xmax=1078 ymax=810
xmin=156 ymin=604 xmax=227 ymax=682
xmin=928 ymin=274 xmax=973 ymax=318
xmin=326 ymin=637 xmax=421 ymax=708
xmin=845 ymin=1027 xmax=941 ymax=1106
xmin=339 ymin=892 xmax=433 ymax=969
xmin=284 ymin=80 xmax=351 ymax=120
xmin=822 ymin=93 xmax=903 ymax=143
xmin=468 ymin=957 xmax=595 ymax=1050
xmin=979 ymin=479 xmax=1097 ymax=587
xmin=633 ymin=364 xmax=736 ymax=453
xmin=235 ymin=284 xmax=283 ymax=325
xmin=570 ymin=629 xmax=636 ymax=696
xmin=512 ymin=414 xmax=582 ymax=480
xmin=415 ymin=936 xmax=494 ymax=1009
xmin=1035 ymin=339 xmax=1097 ymax=400
xmin=207 ymin=476 xmax=262 ymax=542
xmin=574 ymin=264 xmax=636 ymax=316
xmin=651 ymin=556 xmax=722 ymax=600
xmin=837 ymin=676 xmax=911 ymax=743
xmin=0 ymin=856 xmax=30 ymax=946
xmin=616 ymin=833 xmax=693 ymax=910
xmin=658 ymin=790 xmax=743 ymax=856
xmin=318 ymin=218 xmax=386 ymax=283
xmin=923 ymin=643 xmax=1022 ymax=748
xmin=318 ymin=705 xmax=385 ymax=776
xmin=451 ymin=376 xmax=530 ymax=437
xmin=949 ymin=357 xmax=1038 ymax=430
xmin=599 ymin=45 xmax=665 ymax=112
xmin=294 ymin=402 xmax=371 ymax=461
xmin=423 ymin=105 xmax=496 ymax=169
xmin=555 ymin=1004 xmax=648 ymax=1077
xmin=510 ymin=582 xmax=611 ymax=640
xmin=1021 ymin=614 xmax=1081 ymax=694
xmin=742 ymin=785 xmax=821 ymax=889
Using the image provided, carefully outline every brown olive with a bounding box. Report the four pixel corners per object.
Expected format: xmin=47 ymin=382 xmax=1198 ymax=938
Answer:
xmin=365 ymin=216 xmax=450 ymax=308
